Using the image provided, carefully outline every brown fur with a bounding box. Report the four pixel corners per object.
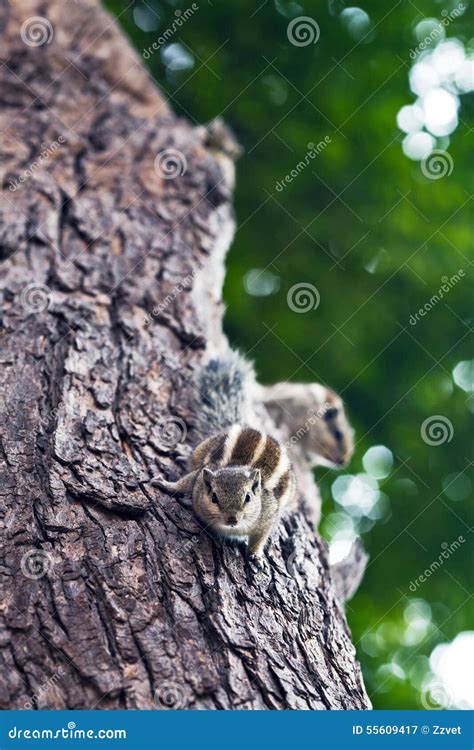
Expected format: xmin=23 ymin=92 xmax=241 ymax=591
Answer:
xmin=155 ymin=424 xmax=295 ymax=557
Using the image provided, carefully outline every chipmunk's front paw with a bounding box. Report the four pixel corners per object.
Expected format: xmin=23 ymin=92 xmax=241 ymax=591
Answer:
xmin=245 ymin=546 xmax=266 ymax=571
xmin=150 ymin=474 xmax=171 ymax=490
xmin=247 ymin=536 xmax=267 ymax=559
xmin=150 ymin=474 xmax=184 ymax=496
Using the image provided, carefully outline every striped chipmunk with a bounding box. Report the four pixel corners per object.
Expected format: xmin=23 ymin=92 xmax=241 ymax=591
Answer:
xmin=152 ymin=352 xmax=353 ymax=559
xmin=153 ymin=356 xmax=296 ymax=559
xmin=260 ymin=381 xmax=354 ymax=470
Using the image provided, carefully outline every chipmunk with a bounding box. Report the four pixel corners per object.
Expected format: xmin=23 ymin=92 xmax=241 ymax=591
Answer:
xmin=152 ymin=354 xmax=353 ymax=557
xmin=153 ymin=359 xmax=295 ymax=558
xmin=155 ymin=425 xmax=295 ymax=557
xmin=259 ymin=381 xmax=354 ymax=469
xmin=152 ymin=351 xmax=366 ymax=599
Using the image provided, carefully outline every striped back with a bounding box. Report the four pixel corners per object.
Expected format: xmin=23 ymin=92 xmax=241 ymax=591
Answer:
xmin=201 ymin=425 xmax=293 ymax=507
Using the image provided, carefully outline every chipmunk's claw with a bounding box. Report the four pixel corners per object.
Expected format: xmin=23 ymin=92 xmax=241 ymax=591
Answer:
xmin=149 ymin=474 xmax=165 ymax=488
xmin=150 ymin=474 xmax=180 ymax=492
xmin=245 ymin=549 xmax=266 ymax=572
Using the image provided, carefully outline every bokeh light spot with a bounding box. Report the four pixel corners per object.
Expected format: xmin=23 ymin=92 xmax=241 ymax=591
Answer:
xmin=428 ymin=632 xmax=474 ymax=709
xmin=362 ymin=445 xmax=393 ymax=479
xmin=402 ymin=131 xmax=435 ymax=160
xmin=340 ymin=7 xmax=372 ymax=41
xmin=442 ymin=472 xmax=472 ymax=502
xmin=243 ymin=269 xmax=280 ymax=296
xmin=452 ymin=359 xmax=474 ymax=393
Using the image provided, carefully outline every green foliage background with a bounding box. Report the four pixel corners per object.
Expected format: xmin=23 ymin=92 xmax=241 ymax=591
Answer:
xmin=108 ymin=0 xmax=473 ymax=709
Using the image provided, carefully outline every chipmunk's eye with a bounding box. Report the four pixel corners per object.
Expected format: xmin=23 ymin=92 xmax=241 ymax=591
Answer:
xmin=211 ymin=493 xmax=219 ymax=505
xmin=244 ymin=493 xmax=252 ymax=504
xmin=324 ymin=407 xmax=339 ymax=421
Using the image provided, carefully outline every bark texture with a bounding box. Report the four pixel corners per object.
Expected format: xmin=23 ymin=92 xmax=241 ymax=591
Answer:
xmin=0 ymin=0 xmax=370 ymax=710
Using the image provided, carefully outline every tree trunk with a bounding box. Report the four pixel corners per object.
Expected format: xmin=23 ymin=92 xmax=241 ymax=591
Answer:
xmin=0 ymin=0 xmax=370 ymax=710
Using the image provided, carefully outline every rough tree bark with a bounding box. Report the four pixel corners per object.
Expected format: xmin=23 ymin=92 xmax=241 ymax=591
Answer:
xmin=0 ymin=0 xmax=370 ymax=710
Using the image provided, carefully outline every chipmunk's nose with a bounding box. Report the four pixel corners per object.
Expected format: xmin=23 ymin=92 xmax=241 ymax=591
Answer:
xmin=227 ymin=515 xmax=238 ymax=527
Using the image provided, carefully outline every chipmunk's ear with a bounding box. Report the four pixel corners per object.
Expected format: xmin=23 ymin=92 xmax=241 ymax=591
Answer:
xmin=250 ymin=468 xmax=261 ymax=493
xmin=202 ymin=468 xmax=214 ymax=491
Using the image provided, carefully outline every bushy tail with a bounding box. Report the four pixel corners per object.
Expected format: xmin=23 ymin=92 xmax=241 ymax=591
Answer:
xmin=195 ymin=350 xmax=256 ymax=440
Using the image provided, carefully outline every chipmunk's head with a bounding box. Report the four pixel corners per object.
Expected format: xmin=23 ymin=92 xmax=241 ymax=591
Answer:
xmin=265 ymin=383 xmax=354 ymax=468
xmin=200 ymin=466 xmax=262 ymax=536
xmin=300 ymin=388 xmax=355 ymax=468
